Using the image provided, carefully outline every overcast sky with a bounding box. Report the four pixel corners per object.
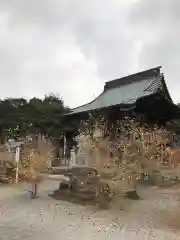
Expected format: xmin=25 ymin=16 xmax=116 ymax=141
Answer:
xmin=0 ymin=0 xmax=180 ymax=108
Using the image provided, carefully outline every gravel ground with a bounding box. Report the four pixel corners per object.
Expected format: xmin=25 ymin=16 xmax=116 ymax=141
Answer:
xmin=0 ymin=180 xmax=180 ymax=240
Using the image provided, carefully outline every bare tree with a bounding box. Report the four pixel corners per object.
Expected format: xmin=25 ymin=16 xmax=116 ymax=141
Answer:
xmin=76 ymin=117 xmax=171 ymax=200
xmin=19 ymin=135 xmax=55 ymax=197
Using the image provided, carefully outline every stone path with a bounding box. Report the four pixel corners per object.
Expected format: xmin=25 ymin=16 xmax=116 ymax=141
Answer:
xmin=0 ymin=181 xmax=180 ymax=239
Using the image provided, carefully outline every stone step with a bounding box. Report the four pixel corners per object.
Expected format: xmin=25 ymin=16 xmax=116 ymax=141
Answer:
xmin=75 ymin=187 xmax=97 ymax=195
xmin=73 ymin=192 xmax=96 ymax=201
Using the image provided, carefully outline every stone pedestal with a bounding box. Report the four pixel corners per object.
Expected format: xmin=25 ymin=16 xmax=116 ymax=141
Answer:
xmin=70 ymin=148 xmax=76 ymax=167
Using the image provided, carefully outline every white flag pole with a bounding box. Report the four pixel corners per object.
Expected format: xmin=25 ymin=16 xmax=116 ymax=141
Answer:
xmin=15 ymin=145 xmax=20 ymax=183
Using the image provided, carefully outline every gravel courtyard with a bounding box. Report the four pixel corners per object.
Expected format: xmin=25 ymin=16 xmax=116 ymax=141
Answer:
xmin=0 ymin=180 xmax=180 ymax=240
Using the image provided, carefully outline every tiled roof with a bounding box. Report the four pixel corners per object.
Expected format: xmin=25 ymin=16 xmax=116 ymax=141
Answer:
xmin=67 ymin=66 xmax=172 ymax=115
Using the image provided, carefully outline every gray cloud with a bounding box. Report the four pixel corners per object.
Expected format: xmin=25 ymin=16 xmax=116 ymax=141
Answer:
xmin=0 ymin=0 xmax=179 ymax=107
xmin=0 ymin=0 xmax=138 ymax=107
xmin=129 ymin=0 xmax=180 ymax=103
xmin=60 ymin=1 xmax=136 ymax=79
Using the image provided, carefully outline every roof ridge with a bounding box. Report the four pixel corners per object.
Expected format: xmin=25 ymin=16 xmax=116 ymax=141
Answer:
xmin=104 ymin=66 xmax=161 ymax=91
xmin=143 ymin=74 xmax=163 ymax=92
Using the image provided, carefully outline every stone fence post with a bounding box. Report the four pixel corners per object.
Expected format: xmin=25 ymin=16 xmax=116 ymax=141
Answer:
xmin=70 ymin=147 xmax=76 ymax=167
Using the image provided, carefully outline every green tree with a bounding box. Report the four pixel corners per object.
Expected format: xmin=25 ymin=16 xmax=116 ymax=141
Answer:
xmin=0 ymin=94 xmax=69 ymax=140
